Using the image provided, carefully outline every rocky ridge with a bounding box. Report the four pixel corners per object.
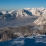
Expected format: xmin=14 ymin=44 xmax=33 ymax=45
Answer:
xmin=0 ymin=25 xmax=46 ymax=42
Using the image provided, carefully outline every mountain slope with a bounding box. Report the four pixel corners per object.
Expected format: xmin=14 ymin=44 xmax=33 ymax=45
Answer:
xmin=34 ymin=13 xmax=46 ymax=25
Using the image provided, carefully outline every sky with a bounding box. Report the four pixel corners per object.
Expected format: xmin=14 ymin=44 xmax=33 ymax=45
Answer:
xmin=0 ymin=0 xmax=46 ymax=10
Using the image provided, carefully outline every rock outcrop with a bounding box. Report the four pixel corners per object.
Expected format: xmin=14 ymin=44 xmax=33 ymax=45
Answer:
xmin=0 ymin=25 xmax=46 ymax=42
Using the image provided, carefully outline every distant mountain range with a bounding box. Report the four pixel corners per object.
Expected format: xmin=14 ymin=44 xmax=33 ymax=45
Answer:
xmin=0 ymin=7 xmax=46 ymax=28
xmin=0 ymin=7 xmax=45 ymax=20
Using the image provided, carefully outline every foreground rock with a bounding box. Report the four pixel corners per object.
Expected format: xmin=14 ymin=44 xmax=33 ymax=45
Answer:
xmin=0 ymin=25 xmax=46 ymax=42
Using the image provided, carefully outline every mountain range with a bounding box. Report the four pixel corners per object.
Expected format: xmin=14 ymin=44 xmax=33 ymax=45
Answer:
xmin=0 ymin=7 xmax=46 ymax=28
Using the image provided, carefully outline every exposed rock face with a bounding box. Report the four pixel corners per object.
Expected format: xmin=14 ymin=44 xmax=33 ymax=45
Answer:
xmin=0 ymin=25 xmax=46 ymax=42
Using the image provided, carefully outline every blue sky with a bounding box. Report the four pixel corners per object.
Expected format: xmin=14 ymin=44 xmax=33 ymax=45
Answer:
xmin=0 ymin=0 xmax=46 ymax=10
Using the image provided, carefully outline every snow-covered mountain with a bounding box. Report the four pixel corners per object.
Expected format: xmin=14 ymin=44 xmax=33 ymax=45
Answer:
xmin=34 ymin=12 xmax=46 ymax=25
xmin=0 ymin=7 xmax=46 ymax=28
xmin=23 ymin=7 xmax=45 ymax=16
xmin=0 ymin=7 xmax=46 ymax=21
